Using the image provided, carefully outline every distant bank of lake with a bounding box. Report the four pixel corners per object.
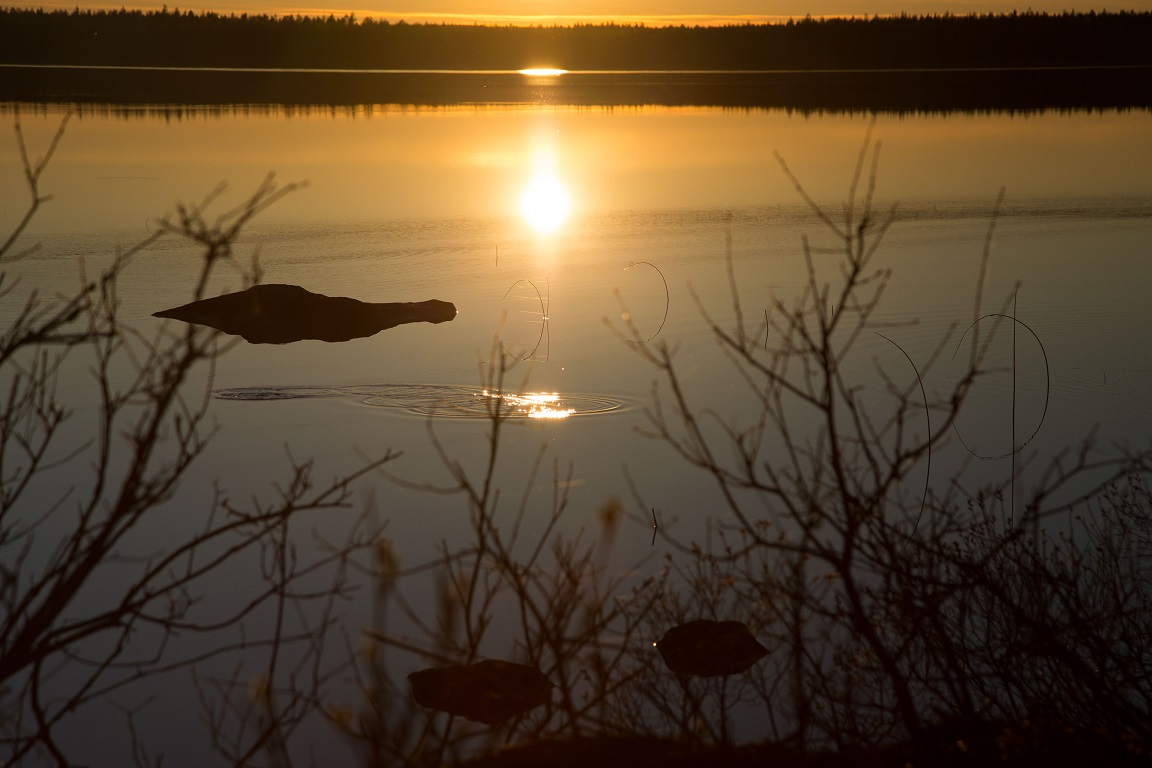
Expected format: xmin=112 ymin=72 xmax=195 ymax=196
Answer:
xmin=4 ymin=64 xmax=1152 ymax=113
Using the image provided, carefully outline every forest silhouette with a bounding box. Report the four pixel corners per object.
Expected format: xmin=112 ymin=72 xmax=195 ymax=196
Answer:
xmin=2 ymin=8 xmax=1152 ymax=71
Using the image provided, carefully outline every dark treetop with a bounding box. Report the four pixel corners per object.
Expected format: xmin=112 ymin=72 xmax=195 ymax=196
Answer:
xmin=3 ymin=8 xmax=1152 ymax=71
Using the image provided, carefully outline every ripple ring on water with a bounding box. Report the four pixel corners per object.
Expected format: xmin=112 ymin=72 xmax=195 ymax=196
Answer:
xmin=215 ymin=384 xmax=629 ymax=420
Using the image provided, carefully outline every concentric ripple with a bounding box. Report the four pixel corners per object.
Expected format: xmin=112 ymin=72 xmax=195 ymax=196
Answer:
xmin=215 ymin=384 xmax=628 ymax=420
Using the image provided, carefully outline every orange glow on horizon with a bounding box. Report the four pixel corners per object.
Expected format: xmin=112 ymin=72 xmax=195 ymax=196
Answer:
xmin=347 ymin=12 xmax=803 ymax=26
xmin=27 ymin=2 xmax=832 ymax=26
xmin=31 ymin=0 xmax=1152 ymax=25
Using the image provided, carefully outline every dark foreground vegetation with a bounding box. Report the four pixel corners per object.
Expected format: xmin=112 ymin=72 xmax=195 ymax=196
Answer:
xmin=2 ymin=7 xmax=1152 ymax=71
xmin=4 ymin=115 xmax=1152 ymax=767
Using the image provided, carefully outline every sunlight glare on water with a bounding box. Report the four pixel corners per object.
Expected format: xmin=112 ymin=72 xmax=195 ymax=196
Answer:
xmin=481 ymin=389 xmax=574 ymax=419
xmin=5 ymin=95 xmax=1152 ymax=768
xmin=519 ymin=150 xmax=571 ymax=234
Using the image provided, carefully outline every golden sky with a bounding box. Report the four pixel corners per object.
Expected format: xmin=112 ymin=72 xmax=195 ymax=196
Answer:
xmin=31 ymin=0 xmax=1152 ymax=24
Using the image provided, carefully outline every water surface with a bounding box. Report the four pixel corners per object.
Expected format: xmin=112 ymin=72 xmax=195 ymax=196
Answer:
xmin=2 ymin=94 xmax=1151 ymax=764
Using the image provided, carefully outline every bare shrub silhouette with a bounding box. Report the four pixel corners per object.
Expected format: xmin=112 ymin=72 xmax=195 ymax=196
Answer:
xmin=185 ymin=132 xmax=1152 ymax=766
xmin=1 ymin=113 xmax=393 ymax=766
xmin=320 ymin=351 xmax=661 ymax=767
xmin=605 ymin=131 xmax=1152 ymax=758
xmin=5 ymin=113 xmax=1150 ymax=767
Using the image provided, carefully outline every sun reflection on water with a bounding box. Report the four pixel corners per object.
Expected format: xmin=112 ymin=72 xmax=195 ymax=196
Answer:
xmin=480 ymin=389 xmax=574 ymax=419
xmin=215 ymin=385 xmax=626 ymax=420
xmin=520 ymin=151 xmax=571 ymax=235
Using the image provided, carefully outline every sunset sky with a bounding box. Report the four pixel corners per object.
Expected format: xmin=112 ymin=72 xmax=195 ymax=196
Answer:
xmin=35 ymin=0 xmax=1152 ymax=24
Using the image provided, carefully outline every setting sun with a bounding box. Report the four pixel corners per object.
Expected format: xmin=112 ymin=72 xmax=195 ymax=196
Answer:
xmin=519 ymin=155 xmax=571 ymax=234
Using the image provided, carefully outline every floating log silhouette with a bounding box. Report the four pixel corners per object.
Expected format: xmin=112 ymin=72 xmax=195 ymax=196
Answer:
xmin=655 ymin=619 xmax=768 ymax=677
xmin=153 ymin=283 xmax=456 ymax=344
xmin=408 ymin=659 xmax=552 ymax=725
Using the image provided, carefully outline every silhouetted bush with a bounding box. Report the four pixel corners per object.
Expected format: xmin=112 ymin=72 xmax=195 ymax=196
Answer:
xmin=0 ymin=113 xmax=393 ymax=764
xmin=4 ymin=115 xmax=1150 ymax=767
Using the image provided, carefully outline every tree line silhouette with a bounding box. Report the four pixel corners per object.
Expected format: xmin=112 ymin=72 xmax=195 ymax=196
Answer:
xmin=2 ymin=7 xmax=1151 ymax=71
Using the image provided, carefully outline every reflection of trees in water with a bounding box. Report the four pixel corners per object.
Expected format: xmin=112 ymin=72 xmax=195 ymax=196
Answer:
xmin=5 ymin=68 xmax=1152 ymax=116
xmin=4 ymin=115 xmax=1151 ymax=766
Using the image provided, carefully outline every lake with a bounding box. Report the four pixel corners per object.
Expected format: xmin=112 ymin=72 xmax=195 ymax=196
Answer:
xmin=2 ymin=70 xmax=1152 ymax=764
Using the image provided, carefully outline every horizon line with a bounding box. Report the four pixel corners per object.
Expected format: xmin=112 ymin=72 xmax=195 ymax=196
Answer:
xmin=10 ymin=4 xmax=1083 ymax=27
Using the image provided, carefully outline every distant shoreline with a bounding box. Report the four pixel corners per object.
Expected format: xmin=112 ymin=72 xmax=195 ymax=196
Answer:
xmin=3 ymin=64 xmax=1150 ymax=114
xmin=3 ymin=8 xmax=1152 ymax=72
xmin=7 ymin=62 xmax=1152 ymax=75
xmin=6 ymin=8 xmax=1151 ymax=112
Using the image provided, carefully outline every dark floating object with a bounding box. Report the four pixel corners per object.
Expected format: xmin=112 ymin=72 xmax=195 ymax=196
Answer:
xmin=655 ymin=619 xmax=768 ymax=677
xmin=153 ymin=283 xmax=456 ymax=344
xmin=408 ymin=659 xmax=552 ymax=725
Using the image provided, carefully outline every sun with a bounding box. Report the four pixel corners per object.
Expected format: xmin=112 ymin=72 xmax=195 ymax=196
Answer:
xmin=519 ymin=156 xmax=571 ymax=235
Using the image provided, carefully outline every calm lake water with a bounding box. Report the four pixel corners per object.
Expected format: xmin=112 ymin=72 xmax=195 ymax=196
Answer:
xmin=3 ymin=74 xmax=1152 ymax=763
